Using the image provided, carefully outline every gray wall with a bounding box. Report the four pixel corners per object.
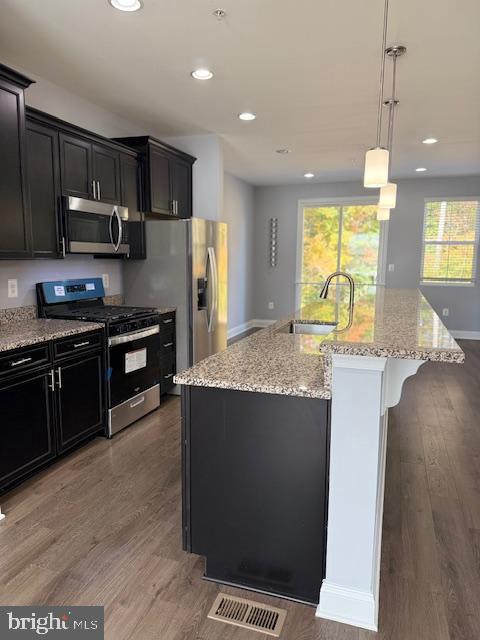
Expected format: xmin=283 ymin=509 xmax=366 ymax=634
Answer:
xmin=253 ymin=175 xmax=480 ymax=332
xmin=223 ymin=173 xmax=255 ymax=331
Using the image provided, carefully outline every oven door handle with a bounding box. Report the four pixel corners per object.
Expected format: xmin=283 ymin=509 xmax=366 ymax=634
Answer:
xmin=108 ymin=325 xmax=159 ymax=347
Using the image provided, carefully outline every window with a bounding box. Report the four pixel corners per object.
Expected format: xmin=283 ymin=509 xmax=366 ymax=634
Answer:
xmin=421 ymin=199 xmax=480 ymax=285
xmin=296 ymin=199 xmax=386 ymax=307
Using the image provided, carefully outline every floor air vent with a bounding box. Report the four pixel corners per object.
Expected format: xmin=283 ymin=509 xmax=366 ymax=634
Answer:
xmin=207 ymin=593 xmax=287 ymax=637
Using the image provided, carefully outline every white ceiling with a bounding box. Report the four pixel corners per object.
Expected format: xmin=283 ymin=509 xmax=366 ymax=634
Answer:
xmin=0 ymin=0 xmax=479 ymax=185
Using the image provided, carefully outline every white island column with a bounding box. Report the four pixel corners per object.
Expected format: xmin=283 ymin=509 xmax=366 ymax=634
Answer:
xmin=317 ymin=353 xmax=423 ymax=631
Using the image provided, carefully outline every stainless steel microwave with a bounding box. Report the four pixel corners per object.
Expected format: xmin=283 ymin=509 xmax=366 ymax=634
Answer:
xmin=63 ymin=196 xmax=129 ymax=255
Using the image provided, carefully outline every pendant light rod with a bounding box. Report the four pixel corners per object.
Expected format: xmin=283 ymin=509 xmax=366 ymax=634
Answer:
xmin=384 ymin=45 xmax=406 ymax=168
xmin=375 ymin=0 xmax=390 ymax=148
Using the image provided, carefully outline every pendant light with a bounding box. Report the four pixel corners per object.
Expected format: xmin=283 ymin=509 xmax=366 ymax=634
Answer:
xmin=377 ymin=206 xmax=391 ymax=221
xmin=364 ymin=0 xmax=390 ymax=188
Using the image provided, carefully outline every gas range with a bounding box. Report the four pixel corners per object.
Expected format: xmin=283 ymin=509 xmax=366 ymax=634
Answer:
xmin=36 ymin=278 xmax=161 ymax=436
xmin=36 ymin=279 xmax=159 ymax=336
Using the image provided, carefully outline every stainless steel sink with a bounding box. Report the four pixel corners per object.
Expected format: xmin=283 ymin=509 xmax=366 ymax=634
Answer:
xmin=290 ymin=321 xmax=337 ymax=336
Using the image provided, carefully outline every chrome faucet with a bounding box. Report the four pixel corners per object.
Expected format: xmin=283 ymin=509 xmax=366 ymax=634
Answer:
xmin=319 ymin=271 xmax=355 ymax=308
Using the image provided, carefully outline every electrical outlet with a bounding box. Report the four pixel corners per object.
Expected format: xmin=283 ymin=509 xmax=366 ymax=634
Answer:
xmin=442 ymin=308 xmax=449 ymax=317
xmin=102 ymin=273 xmax=110 ymax=289
xmin=268 ymin=301 xmax=274 ymax=310
xmin=7 ymin=279 xmax=18 ymax=298
xmin=388 ymin=264 xmax=395 ymax=272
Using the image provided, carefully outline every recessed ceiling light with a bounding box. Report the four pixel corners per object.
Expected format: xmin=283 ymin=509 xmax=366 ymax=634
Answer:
xmin=239 ymin=112 xmax=256 ymax=121
xmin=108 ymin=0 xmax=143 ymax=11
xmin=416 ymin=167 xmax=427 ymax=172
xmin=304 ymin=172 xmax=315 ymax=179
xmin=191 ymin=68 xmax=214 ymax=80
xmin=276 ymin=148 xmax=291 ymax=154
xmin=212 ymin=8 xmax=226 ymax=19
xmin=422 ymin=138 xmax=438 ymax=144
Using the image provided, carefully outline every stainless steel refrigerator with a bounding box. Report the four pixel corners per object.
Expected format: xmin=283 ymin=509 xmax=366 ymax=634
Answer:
xmin=123 ymin=218 xmax=228 ymax=393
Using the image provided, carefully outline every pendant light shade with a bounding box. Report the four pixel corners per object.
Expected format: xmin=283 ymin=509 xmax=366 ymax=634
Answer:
xmin=364 ymin=148 xmax=389 ymax=188
xmin=379 ymin=182 xmax=397 ymax=208
xmin=377 ymin=206 xmax=391 ymax=221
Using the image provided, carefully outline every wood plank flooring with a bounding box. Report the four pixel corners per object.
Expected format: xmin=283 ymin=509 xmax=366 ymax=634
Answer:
xmin=1 ymin=341 xmax=480 ymax=639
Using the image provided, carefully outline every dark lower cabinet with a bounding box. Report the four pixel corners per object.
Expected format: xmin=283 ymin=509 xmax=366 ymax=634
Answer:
xmin=55 ymin=352 xmax=104 ymax=454
xmin=160 ymin=312 xmax=176 ymax=394
xmin=0 ymin=331 xmax=105 ymax=494
xmin=0 ymin=65 xmax=34 ymax=258
xmin=183 ymin=386 xmax=330 ymax=604
xmin=26 ymin=118 xmax=63 ymax=258
xmin=0 ymin=368 xmax=55 ymax=490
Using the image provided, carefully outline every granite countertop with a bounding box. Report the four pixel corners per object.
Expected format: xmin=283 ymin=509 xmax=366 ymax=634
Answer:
xmin=157 ymin=307 xmax=176 ymax=315
xmin=174 ymin=287 xmax=464 ymax=399
xmin=0 ymin=319 xmax=102 ymax=353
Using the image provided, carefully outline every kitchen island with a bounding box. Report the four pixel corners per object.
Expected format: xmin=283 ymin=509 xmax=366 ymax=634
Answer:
xmin=175 ymin=287 xmax=464 ymax=631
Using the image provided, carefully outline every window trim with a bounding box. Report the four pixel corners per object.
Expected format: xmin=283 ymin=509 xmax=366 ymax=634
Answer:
xmin=295 ymin=197 xmax=388 ymax=308
xmin=420 ymin=196 xmax=480 ymax=287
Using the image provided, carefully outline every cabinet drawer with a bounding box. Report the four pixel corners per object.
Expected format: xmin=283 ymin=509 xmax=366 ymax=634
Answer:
xmin=160 ymin=332 xmax=176 ymax=359
xmin=159 ymin=313 xmax=175 ymax=332
xmin=160 ymin=355 xmax=176 ymax=395
xmin=54 ymin=331 xmax=103 ymax=359
xmin=0 ymin=344 xmax=50 ymax=377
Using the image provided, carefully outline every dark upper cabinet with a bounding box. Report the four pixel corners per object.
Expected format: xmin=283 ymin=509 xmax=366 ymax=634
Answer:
xmin=55 ymin=351 xmax=103 ymax=454
xmin=120 ymin=153 xmax=145 ymax=259
xmin=149 ymin=146 xmax=172 ymax=214
xmin=26 ymin=119 xmax=63 ymax=258
xmin=115 ymin=136 xmax=195 ymax=219
xmin=172 ymin=157 xmax=192 ymax=219
xmin=92 ymin=144 xmax=120 ymax=204
xmin=59 ymin=132 xmax=93 ymax=199
xmin=0 ymin=65 xmax=34 ymax=259
xmin=59 ymin=132 xmax=122 ymax=204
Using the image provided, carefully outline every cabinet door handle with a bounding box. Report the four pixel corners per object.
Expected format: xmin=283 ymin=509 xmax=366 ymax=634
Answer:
xmin=61 ymin=237 xmax=66 ymax=257
xmin=56 ymin=367 xmax=62 ymax=389
xmin=48 ymin=369 xmax=55 ymax=391
xmin=10 ymin=357 xmax=32 ymax=367
xmin=175 ymin=200 xmax=179 ymax=216
xmin=97 ymin=181 xmax=101 ymax=201
xmin=92 ymin=179 xmax=97 ymax=200
xmin=73 ymin=341 xmax=90 ymax=349
xmin=163 ymin=318 xmax=173 ymax=324
xmin=163 ymin=342 xmax=174 ymax=348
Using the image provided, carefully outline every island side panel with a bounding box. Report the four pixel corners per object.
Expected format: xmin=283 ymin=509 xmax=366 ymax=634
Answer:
xmin=183 ymin=385 xmax=330 ymax=604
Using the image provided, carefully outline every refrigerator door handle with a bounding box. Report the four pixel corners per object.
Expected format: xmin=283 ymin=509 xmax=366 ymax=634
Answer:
xmin=206 ymin=246 xmax=217 ymax=333
xmin=210 ymin=246 xmax=218 ymax=326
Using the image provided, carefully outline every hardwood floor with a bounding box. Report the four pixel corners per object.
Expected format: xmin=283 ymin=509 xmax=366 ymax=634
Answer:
xmin=1 ymin=341 xmax=480 ymax=639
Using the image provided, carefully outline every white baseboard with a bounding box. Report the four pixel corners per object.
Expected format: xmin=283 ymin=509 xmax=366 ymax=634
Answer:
xmin=227 ymin=318 xmax=276 ymax=340
xmin=450 ymin=330 xmax=480 ymax=340
xmin=317 ymin=581 xmax=378 ymax=632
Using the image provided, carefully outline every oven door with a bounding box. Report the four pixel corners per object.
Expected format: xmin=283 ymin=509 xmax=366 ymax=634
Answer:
xmin=108 ymin=325 xmax=160 ymax=408
xmin=64 ymin=196 xmax=129 ymax=255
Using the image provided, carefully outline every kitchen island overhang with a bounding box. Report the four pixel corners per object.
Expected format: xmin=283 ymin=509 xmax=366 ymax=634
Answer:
xmin=175 ymin=287 xmax=464 ymax=632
